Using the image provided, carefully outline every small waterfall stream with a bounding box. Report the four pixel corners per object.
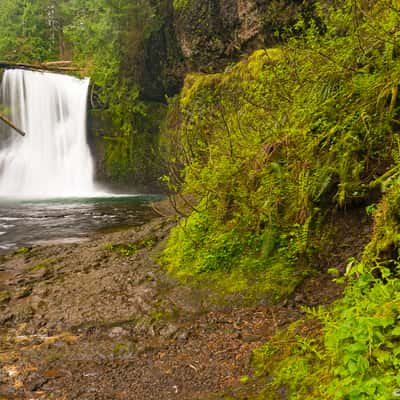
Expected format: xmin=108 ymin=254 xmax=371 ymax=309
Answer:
xmin=0 ymin=69 xmax=96 ymax=198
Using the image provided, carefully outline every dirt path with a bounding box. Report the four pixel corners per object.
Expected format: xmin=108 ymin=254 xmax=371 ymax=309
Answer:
xmin=0 ymin=209 xmax=372 ymax=400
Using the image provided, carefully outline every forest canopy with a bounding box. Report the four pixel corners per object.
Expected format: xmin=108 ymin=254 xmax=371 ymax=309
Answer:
xmin=0 ymin=0 xmax=159 ymax=121
xmin=0 ymin=0 xmax=167 ymax=184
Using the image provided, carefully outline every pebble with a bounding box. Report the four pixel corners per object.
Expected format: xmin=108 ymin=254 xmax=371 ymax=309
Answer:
xmin=109 ymin=326 xmax=127 ymax=338
xmin=177 ymin=331 xmax=189 ymax=342
xmin=160 ymin=323 xmax=179 ymax=338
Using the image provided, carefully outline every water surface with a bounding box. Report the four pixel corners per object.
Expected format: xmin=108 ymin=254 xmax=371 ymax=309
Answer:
xmin=0 ymin=195 xmax=162 ymax=253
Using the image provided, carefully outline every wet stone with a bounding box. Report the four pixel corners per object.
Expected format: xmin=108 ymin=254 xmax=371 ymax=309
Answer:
xmin=25 ymin=372 xmax=49 ymax=392
xmin=177 ymin=331 xmax=189 ymax=342
xmin=160 ymin=323 xmax=179 ymax=338
xmin=14 ymin=286 xmax=33 ymax=299
xmin=0 ymin=291 xmax=11 ymax=304
xmin=109 ymin=326 xmax=127 ymax=338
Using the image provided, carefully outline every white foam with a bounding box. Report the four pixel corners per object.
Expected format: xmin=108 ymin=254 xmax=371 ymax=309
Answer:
xmin=0 ymin=70 xmax=99 ymax=198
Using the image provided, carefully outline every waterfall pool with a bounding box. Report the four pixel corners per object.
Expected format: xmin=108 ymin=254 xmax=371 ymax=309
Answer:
xmin=0 ymin=194 xmax=162 ymax=253
xmin=0 ymin=70 xmax=164 ymax=254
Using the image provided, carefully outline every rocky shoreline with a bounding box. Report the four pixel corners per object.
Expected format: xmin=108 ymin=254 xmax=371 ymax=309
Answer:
xmin=0 ymin=209 xmax=369 ymax=400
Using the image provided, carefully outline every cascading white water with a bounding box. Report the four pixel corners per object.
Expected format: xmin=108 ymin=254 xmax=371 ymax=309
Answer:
xmin=0 ymin=69 xmax=96 ymax=198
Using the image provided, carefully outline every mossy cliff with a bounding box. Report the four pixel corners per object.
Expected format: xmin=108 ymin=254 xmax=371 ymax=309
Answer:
xmin=139 ymin=0 xmax=315 ymax=100
xmin=91 ymin=0 xmax=313 ymax=186
xmin=160 ymin=1 xmax=400 ymax=398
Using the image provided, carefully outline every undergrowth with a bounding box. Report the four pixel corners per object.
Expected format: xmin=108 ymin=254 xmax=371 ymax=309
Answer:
xmin=162 ymin=0 xmax=400 ymax=396
xmin=251 ymin=244 xmax=400 ymax=398
xmin=246 ymin=170 xmax=400 ymax=398
xmin=162 ymin=0 xmax=400 ymax=300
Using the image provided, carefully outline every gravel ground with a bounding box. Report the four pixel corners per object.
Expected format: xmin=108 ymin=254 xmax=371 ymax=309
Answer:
xmin=0 ymin=207 xmax=372 ymax=400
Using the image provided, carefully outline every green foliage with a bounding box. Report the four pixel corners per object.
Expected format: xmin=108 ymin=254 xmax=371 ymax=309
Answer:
xmin=0 ymin=0 xmax=61 ymax=62
xmin=322 ymin=272 xmax=400 ymax=399
xmin=252 ymin=263 xmax=400 ymax=399
xmin=103 ymin=101 xmax=166 ymax=183
xmin=163 ymin=0 xmax=400 ymax=297
xmin=62 ymin=0 xmax=161 ymax=107
xmin=251 ymin=163 xmax=400 ymax=398
xmin=61 ymin=0 xmax=163 ymax=183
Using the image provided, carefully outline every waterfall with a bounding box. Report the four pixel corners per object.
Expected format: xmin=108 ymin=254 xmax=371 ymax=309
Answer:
xmin=0 ymin=69 xmax=96 ymax=198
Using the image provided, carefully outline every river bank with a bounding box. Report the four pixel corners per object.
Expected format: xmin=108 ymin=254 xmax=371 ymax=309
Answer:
xmin=0 ymin=204 xmax=371 ymax=400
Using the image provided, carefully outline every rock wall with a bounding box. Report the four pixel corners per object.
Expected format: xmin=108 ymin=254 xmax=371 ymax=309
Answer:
xmin=139 ymin=0 xmax=309 ymax=100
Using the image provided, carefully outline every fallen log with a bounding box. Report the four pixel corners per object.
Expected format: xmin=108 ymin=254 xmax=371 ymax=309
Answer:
xmin=0 ymin=61 xmax=80 ymax=73
xmin=43 ymin=60 xmax=73 ymax=67
xmin=0 ymin=113 xmax=26 ymax=136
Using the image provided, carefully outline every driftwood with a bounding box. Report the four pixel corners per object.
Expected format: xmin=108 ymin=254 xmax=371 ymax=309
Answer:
xmin=43 ymin=61 xmax=73 ymax=67
xmin=0 ymin=61 xmax=80 ymax=73
xmin=0 ymin=113 xmax=26 ymax=136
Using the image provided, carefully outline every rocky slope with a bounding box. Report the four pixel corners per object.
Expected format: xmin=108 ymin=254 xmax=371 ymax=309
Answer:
xmin=0 ymin=202 xmax=372 ymax=399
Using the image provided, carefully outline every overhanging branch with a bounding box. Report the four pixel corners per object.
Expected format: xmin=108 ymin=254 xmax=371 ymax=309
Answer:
xmin=0 ymin=113 xmax=26 ymax=136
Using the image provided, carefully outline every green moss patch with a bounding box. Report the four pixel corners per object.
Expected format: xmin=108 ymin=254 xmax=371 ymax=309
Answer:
xmin=105 ymin=236 xmax=156 ymax=257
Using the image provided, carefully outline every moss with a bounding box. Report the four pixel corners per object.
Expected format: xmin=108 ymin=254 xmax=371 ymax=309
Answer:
xmin=27 ymin=259 xmax=53 ymax=272
xmin=173 ymin=0 xmax=190 ymax=11
xmin=149 ymin=309 xmax=178 ymax=323
xmin=105 ymin=236 xmax=156 ymax=257
xmin=13 ymin=247 xmax=31 ymax=255
xmin=162 ymin=0 xmax=400 ymax=298
xmin=113 ymin=343 xmax=130 ymax=356
xmin=159 ymin=4 xmax=400 ymax=396
xmin=362 ymin=186 xmax=400 ymax=266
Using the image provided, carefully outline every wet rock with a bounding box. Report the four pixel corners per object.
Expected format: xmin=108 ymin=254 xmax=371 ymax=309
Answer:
xmin=160 ymin=323 xmax=179 ymax=338
xmin=0 ymin=216 xmax=307 ymax=399
xmin=35 ymin=286 xmax=50 ymax=297
xmin=136 ymin=343 xmax=155 ymax=355
xmin=0 ymin=370 xmax=8 ymax=384
xmin=30 ymin=295 xmax=44 ymax=310
xmin=0 ymin=290 xmax=11 ymax=304
xmin=177 ymin=331 xmax=189 ymax=342
xmin=167 ymin=287 xmax=202 ymax=314
xmin=14 ymin=305 xmax=34 ymax=323
xmin=135 ymin=295 xmax=152 ymax=313
xmin=0 ymin=312 xmax=14 ymax=325
xmin=294 ymin=293 xmax=305 ymax=304
xmin=242 ymin=335 xmax=262 ymax=343
xmin=145 ymin=271 xmax=156 ymax=282
xmin=14 ymin=286 xmax=33 ymax=299
xmin=148 ymin=325 xmax=156 ymax=337
xmin=109 ymin=327 xmax=127 ymax=338
xmin=25 ymin=372 xmax=49 ymax=392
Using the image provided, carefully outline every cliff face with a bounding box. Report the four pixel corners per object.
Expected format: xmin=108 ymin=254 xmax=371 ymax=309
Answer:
xmin=139 ymin=0 xmax=307 ymax=101
xmin=92 ymin=0 xmax=311 ymax=185
xmin=174 ymin=0 xmax=265 ymax=71
xmin=139 ymin=0 xmax=186 ymax=102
